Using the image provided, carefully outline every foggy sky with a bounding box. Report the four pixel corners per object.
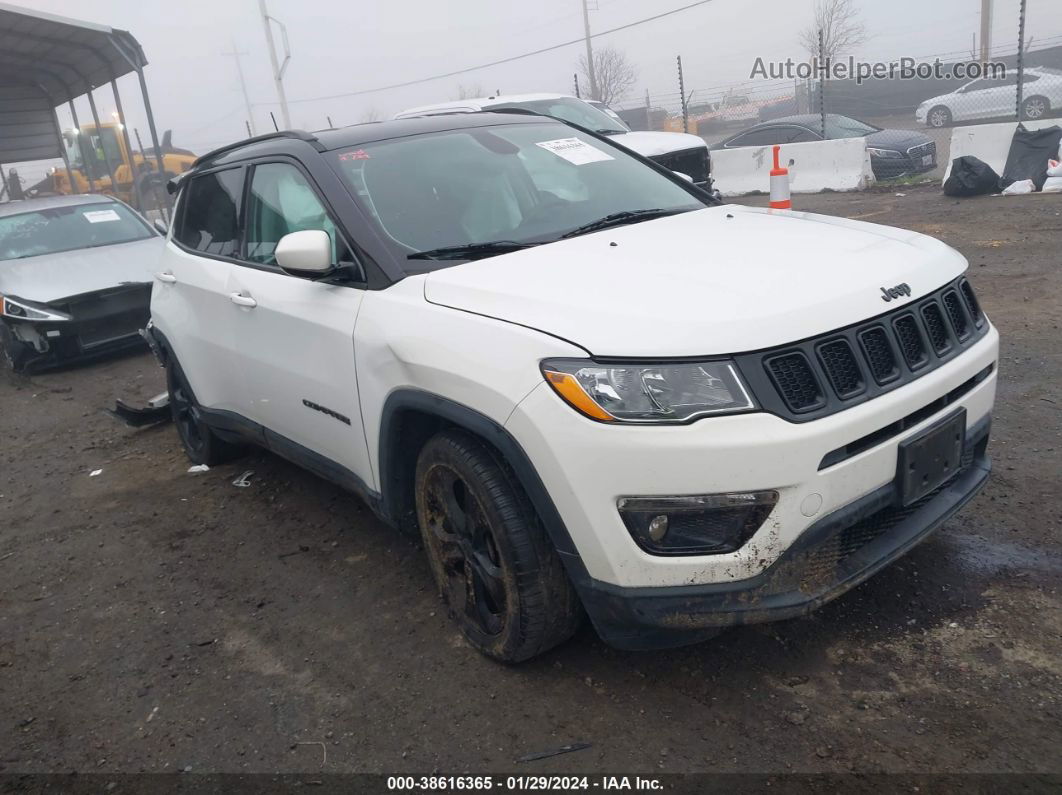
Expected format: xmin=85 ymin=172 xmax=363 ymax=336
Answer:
xmin=10 ymin=0 xmax=1062 ymax=174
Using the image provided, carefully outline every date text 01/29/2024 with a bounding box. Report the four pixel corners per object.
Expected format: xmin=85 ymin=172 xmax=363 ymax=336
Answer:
xmin=386 ymin=776 xmax=664 ymax=791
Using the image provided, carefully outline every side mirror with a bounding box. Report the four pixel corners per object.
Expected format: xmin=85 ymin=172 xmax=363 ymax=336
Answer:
xmin=673 ymin=171 xmax=694 ymax=182
xmin=276 ymin=230 xmax=333 ymax=275
xmin=153 ymin=219 xmax=168 ymax=235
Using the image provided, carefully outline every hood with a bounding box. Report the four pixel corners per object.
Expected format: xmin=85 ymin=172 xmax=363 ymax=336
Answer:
xmin=611 ymin=130 xmax=707 ymax=157
xmin=423 ymin=205 xmax=966 ymax=357
xmin=865 ymin=128 xmax=934 ymax=151
xmin=0 ymin=236 xmax=163 ymax=304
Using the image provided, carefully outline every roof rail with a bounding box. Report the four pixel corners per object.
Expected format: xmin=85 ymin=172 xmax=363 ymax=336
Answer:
xmin=193 ymin=130 xmax=323 ymax=167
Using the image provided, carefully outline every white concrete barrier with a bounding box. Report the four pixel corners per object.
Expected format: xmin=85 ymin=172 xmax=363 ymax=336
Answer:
xmin=711 ymin=138 xmax=875 ymax=197
xmin=943 ymin=119 xmax=1062 ymax=182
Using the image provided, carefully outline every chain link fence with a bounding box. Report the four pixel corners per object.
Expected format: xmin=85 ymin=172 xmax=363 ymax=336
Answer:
xmin=612 ymin=0 xmax=1059 ymax=182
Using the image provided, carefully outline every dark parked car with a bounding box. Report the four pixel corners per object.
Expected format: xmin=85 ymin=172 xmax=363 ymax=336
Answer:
xmin=0 ymin=194 xmax=163 ymax=371
xmin=711 ymin=114 xmax=937 ymax=180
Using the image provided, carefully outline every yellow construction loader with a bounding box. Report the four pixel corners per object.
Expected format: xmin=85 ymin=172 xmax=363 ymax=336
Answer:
xmin=29 ymin=123 xmax=195 ymax=210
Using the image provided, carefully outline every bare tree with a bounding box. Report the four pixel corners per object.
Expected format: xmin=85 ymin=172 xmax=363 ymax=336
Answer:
xmin=359 ymin=107 xmax=381 ymax=123
xmin=578 ymin=46 xmax=637 ymax=105
xmin=453 ymin=83 xmax=485 ymax=100
xmin=799 ymin=0 xmax=866 ymax=61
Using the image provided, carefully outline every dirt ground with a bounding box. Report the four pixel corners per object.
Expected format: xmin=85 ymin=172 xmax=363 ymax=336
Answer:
xmin=1 ymin=184 xmax=1061 ymax=779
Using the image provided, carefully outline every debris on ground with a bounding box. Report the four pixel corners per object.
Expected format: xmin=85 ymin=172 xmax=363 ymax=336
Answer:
xmin=89 ymin=469 xmax=102 ymax=477
xmin=187 ymin=465 xmax=210 ymax=473
xmin=232 ymin=471 xmax=254 ymax=488
xmin=515 ymin=743 xmax=592 ymax=763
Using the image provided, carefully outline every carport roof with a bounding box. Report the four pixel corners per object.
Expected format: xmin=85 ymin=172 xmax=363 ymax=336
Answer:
xmin=0 ymin=3 xmax=151 ymax=163
xmin=0 ymin=2 xmax=147 ymax=104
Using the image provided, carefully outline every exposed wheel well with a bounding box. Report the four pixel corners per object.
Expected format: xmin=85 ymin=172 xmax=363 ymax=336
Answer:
xmin=376 ymin=392 xmax=580 ymax=560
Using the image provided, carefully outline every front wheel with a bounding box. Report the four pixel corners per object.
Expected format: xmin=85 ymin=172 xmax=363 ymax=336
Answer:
xmin=927 ymin=106 xmax=952 ymax=128
xmin=166 ymin=359 xmax=245 ymax=466
xmin=415 ymin=430 xmax=582 ymax=663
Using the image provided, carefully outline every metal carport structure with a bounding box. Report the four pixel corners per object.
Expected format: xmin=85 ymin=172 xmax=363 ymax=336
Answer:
xmin=0 ymin=2 xmax=169 ymax=215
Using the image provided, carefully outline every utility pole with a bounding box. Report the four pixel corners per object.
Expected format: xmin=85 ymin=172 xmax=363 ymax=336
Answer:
xmin=259 ymin=0 xmax=291 ymax=130
xmin=979 ymin=0 xmax=993 ymax=63
xmin=223 ymin=38 xmax=256 ymax=136
xmin=581 ymin=0 xmax=598 ymax=101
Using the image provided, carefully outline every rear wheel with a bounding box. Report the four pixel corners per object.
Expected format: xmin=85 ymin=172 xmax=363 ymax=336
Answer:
xmin=927 ymin=106 xmax=952 ymax=128
xmin=415 ymin=430 xmax=581 ymax=663
xmin=166 ymin=359 xmax=245 ymax=466
xmin=1021 ymin=95 xmax=1050 ymax=121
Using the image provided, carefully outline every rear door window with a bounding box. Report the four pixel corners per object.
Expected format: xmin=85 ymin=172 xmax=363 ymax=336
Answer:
xmin=174 ymin=167 xmax=244 ymax=257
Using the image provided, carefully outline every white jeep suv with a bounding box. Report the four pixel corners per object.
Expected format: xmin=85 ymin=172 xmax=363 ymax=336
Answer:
xmin=150 ymin=113 xmax=998 ymax=662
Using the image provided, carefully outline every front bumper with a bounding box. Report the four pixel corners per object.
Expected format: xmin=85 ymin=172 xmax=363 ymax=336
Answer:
xmin=576 ymin=418 xmax=990 ymax=650
xmin=5 ymin=284 xmax=151 ymax=370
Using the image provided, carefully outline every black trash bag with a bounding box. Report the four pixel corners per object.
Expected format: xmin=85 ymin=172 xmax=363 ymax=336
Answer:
xmin=943 ymin=156 xmax=1001 ymax=197
xmin=1001 ymin=124 xmax=1062 ymax=191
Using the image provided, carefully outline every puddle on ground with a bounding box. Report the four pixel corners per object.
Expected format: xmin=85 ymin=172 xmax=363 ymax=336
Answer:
xmin=943 ymin=532 xmax=1062 ymax=576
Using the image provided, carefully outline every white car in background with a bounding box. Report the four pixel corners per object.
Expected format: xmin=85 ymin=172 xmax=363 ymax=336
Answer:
xmin=916 ymin=67 xmax=1062 ymax=128
xmin=395 ymin=93 xmax=712 ymax=188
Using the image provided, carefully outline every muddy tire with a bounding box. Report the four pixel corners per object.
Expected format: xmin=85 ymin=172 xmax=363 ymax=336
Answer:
xmin=415 ymin=430 xmax=582 ymax=663
xmin=166 ymin=359 xmax=245 ymax=466
xmin=0 ymin=322 xmax=30 ymax=373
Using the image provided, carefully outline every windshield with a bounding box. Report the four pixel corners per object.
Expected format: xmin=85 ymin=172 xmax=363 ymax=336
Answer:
xmin=824 ymin=115 xmax=880 ymax=139
xmin=0 ymin=201 xmax=154 ymax=261
xmin=329 ymin=122 xmax=706 ymax=269
xmin=490 ymin=98 xmax=628 ymax=134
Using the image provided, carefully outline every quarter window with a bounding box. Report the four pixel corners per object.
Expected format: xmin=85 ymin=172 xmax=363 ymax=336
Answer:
xmin=174 ymin=167 xmax=244 ymax=257
xmin=245 ymin=162 xmax=354 ymax=267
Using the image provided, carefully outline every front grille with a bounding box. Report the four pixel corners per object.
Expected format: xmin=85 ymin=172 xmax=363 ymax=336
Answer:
xmin=651 ymin=147 xmax=709 ymax=184
xmin=907 ymin=141 xmax=936 ymax=159
xmin=942 ymin=290 xmax=970 ymax=340
xmin=765 ymin=352 xmax=824 ymax=413
xmin=858 ymin=327 xmax=900 ymax=384
xmin=960 ymin=278 xmax=984 ymax=327
xmin=817 ymin=339 xmax=865 ymax=398
xmin=735 ymin=277 xmax=990 ymax=422
xmin=893 ymin=314 xmax=928 ymax=368
xmin=920 ymin=302 xmax=951 ymax=354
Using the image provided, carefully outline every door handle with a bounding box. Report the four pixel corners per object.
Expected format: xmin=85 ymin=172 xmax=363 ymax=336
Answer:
xmin=155 ymin=272 xmax=177 ymax=284
xmin=229 ymin=292 xmax=257 ymax=308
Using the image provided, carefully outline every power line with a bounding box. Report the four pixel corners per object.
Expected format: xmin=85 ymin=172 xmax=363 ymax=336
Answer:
xmin=270 ymin=0 xmax=720 ymax=106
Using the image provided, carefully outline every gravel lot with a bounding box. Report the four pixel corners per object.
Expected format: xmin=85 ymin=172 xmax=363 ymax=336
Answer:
xmin=1 ymin=184 xmax=1060 ymax=778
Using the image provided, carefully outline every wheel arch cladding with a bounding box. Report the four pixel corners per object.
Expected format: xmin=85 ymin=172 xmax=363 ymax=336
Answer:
xmin=377 ymin=390 xmax=583 ymax=563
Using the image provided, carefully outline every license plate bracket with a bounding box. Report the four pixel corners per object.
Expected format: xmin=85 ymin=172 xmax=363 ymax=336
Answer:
xmin=922 ymin=154 xmax=934 ymax=167
xmin=896 ymin=409 xmax=966 ymax=506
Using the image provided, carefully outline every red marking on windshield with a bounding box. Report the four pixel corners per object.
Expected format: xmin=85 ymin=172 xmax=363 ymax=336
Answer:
xmin=339 ymin=149 xmax=371 ymax=161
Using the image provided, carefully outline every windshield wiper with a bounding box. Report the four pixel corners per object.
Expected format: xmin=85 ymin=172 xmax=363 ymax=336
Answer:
xmin=560 ymin=208 xmax=688 ymax=239
xmin=407 ymin=241 xmax=539 ymax=261
xmin=595 ymin=128 xmax=625 ymax=136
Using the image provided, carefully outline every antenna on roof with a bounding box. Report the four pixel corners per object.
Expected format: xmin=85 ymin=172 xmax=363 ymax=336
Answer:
xmin=270 ymin=112 xmax=279 ymax=132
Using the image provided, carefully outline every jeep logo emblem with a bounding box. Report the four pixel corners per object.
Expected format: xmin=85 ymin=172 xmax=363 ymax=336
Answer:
xmin=880 ymin=283 xmax=912 ymax=302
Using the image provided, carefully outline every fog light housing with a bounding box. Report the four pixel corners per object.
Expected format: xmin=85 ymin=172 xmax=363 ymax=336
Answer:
xmin=617 ymin=491 xmax=778 ymax=556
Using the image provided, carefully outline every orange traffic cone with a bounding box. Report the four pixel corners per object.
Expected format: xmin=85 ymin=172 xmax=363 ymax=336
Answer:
xmin=769 ymin=144 xmax=791 ymax=210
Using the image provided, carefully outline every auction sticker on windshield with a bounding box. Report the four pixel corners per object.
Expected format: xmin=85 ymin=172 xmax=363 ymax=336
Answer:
xmin=536 ymin=137 xmax=614 ymax=165
xmin=82 ymin=209 xmax=121 ymax=223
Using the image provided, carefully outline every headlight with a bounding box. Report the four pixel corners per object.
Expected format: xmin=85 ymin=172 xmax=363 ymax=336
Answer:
xmin=867 ymin=147 xmax=905 ymax=159
xmin=541 ymin=358 xmax=755 ymax=423
xmin=0 ymin=295 xmax=72 ymax=322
